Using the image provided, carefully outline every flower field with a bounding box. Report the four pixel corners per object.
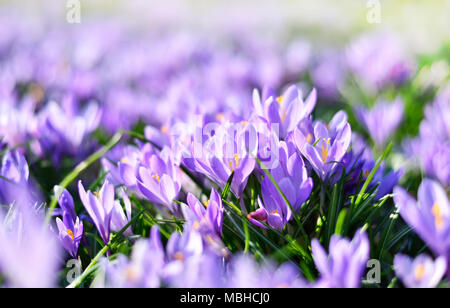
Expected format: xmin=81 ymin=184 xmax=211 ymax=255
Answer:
xmin=0 ymin=1 xmax=449 ymax=289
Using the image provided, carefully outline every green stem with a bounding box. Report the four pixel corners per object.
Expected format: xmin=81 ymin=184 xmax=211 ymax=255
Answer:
xmin=66 ymin=209 xmax=144 ymax=288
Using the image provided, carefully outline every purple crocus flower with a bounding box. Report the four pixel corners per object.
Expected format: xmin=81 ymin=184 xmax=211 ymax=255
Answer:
xmin=226 ymin=254 xmax=306 ymax=288
xmin=111 ymin=188 xmax=133 ymax=237
xmin=78 ymin=180 xmax=115 ymax=244
xmin=311 ymin=230 xmax=370 ymax=288
xmin=136 ymin=146 xmax=182 ymax=214
xmin=99 ymin=226 xmax=165 ymax=288
xmin=354 ymin=98 xmax=404 ymax=148
xmin=186 ymin=122 xmax=255 ymax=196
xmin=53 ymin=185 xmax=77 ymax=219
xmin=0 ymin=202 xmax=61 ymax=287
xmin=182 ymin=188 xmax=223 ymax=237
xmin=249 ymin=141 xmax=313 ymax=231
xmin=394 ymin=254 xmax=447 ymax=288
xmin=252 ymin=85 xmax=316 ymax=139
xmin=294 ymin=111 xmax=351 ymax=182
xmin=394 ymin=179 xmax=450 ymax=278
xmin=55 ymin=212 xmax=83 ymax=258
xmin=346 ymin=32 xmax=413 ymax=91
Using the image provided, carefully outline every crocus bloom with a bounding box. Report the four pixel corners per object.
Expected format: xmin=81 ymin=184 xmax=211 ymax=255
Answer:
xmin=53 ymin=185 xmax=77 ymax=219
xmin=110 ymin=188 xmax=133 ymax=237
xmin=250 ymin=141 xmax=313 ymax=231
xmin=394 ymin=179 xmax=450 ymax=277
xmin=56 ymin=212 xmax=83 ymax=258
xmin=394 ymin=254 xmax=447 ymax=288
xmin=78 ymin=180 xmax=115 ymax=244
xmin=311 ymin=230 xmax=369 ymax=288
xmin=0 ymin=202 xmax=61 ymax=287
xmin=186 ymin=122 xmax=255 ymax=196
xmin=136 ymin=147 xmax=182 ymax=214
xmin=354 ymin=98 xmax=404 ymax=148
xmin=346 ymin=32 xmax=413 ymax=91
xmin=252 ymin=85 xmax=316 ymax=139
xmin=226 ymin=254 xmax=305 ymax=288
xmin=182 ymin=188 xmax=223 ymax=237
xmin=99 ymin=226 xmax=165 ymax=288
xmin=294 ymin=111 xmax=351 ymax=182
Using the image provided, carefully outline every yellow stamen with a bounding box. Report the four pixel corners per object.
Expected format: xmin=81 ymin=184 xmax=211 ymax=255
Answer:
xmin=160 ymin=125 xmax=169 ymax=134
xmin=272 ymin=210 xmax=278 ymax=215
xmin=152 ymin=173 xmax=160 ymax=182
xmin=415 ymin=264 xmax=425 ymax=280
xmin=432 ymin=202 xmax=444 ymax=229
xmin=67 ymin=229 xmax=74 ymax=241
xmin=93 ymin=191 xmax=101 ymax=199
xmin=120 ymin=157 xmax=129 ymax=164
xmin=229 ymin=154 xmax=240 ymax=172
xmin=193 ymin=221 xmax=200 ymax=230
xmin=203 ymin=200 xmax=210 ymax=208
xmin=276 ymin=96 xmax=283 ymax=105
xmin=216 ymin=113 xmax=225 ymax=122
xmin=363 ymin=170 xmax=370 ymax=178
xmin=306 ymin=133 xmax=313 ymax=144
xmin=321 ymin=138 xmax=331 ymax=163
xmin=174 ymin=251 xmax=184 ymax=261
xmin=241 ymin=121 xmax=248 ymax=127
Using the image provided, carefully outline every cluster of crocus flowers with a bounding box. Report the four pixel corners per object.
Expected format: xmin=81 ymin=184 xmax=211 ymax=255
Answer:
xmin=394 ymin=179 xmax=450 ymax=279
xmin=294 ymin=111 xmax=351 ymax=182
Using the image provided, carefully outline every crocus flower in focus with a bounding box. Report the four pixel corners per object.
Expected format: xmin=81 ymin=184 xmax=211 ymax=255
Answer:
xmin=250 ymin=141 xmax=312 ymax=231
xmin=354 ymin=98 xmax=404 ymax=148
xmin=186 ymin=122 xmax=255 ymax=196
xmin=311 ymin=230 xmax=369 ymax=288
xmin=182 ymin=188 xmax=223 ymax=237
xmin=78 ymin=180 xmax=115 ymax=244
xmin=394 ymin=254 xmax=447 ymax=288
xmin=294 ymin=111 xmax=351 ymax=182
xmin=55 ymin=212 xmax=83 ymax=258
xmin=394 ymin=179 xmax=450 ymax=277
xmin=252 ymin=85 xmax=316 ymax=139
xmin=136 ymin=147 xmax=182 ymax=214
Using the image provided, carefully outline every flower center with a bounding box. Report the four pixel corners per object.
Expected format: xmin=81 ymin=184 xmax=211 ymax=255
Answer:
xmin=431 ymin=202 xmax=444 ymax=229
xmin=67 ymin=229 xmax=74 ymax=241
xmin=414 ymin=264 xmax=425 ymax=281
xmin=229 ymin=154 xmax=240 ymax=172
xmin=173 ymin=251 xmax=184 ymax=261
xmin=152 ymin=173 xmax=160 ymax=182
xmin=321 ymin=138 xmax=331 ymax=162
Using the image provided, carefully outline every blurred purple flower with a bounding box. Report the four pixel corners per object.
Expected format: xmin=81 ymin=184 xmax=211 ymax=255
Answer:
xmin=394 ymin=179 xmax=450 ymax=278
xmin=311 ymin=230 xmax=369 ymax=288
xmin=355 ymin=98 xmax=404 ymax=147
xmin=226 ymin=254 xmax=305 ymax=288
xmin=394 ymin=254 xmax=446 ymax=288
xmin=0 ymin=202 xmax=61 ymax=287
